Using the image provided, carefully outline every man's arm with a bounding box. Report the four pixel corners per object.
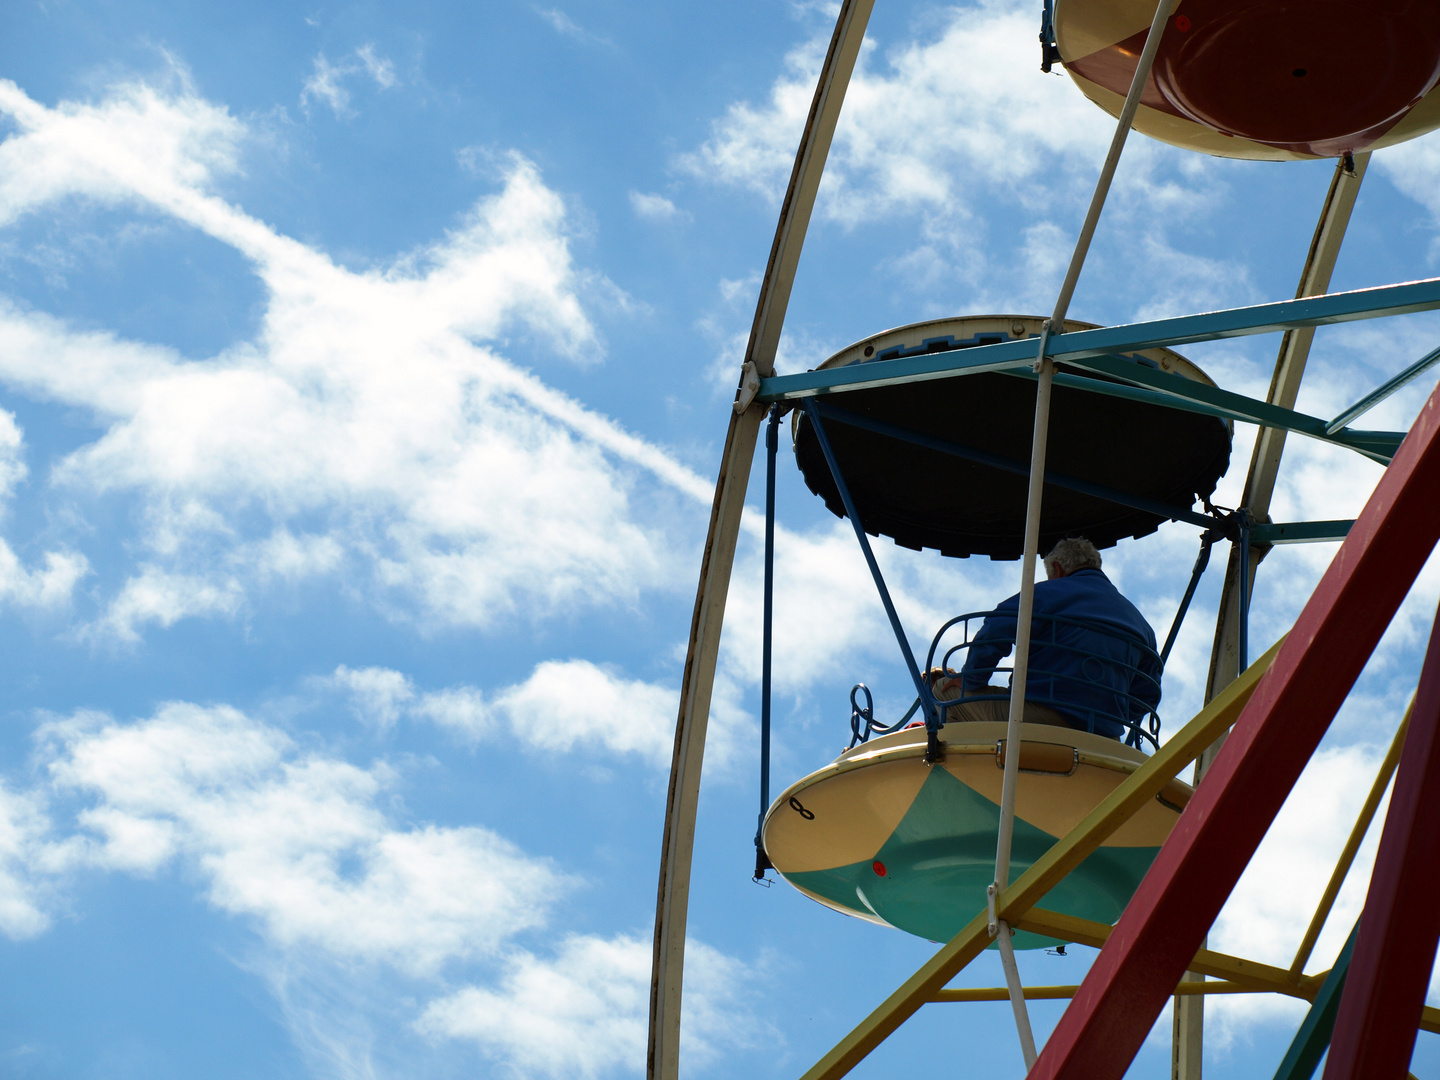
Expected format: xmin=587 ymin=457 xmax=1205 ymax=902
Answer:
xmin=961 ymin=594 xmax=1019 ymax=690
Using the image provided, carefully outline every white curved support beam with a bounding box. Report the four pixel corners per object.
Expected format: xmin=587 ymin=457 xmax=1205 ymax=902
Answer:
xmin=744 ymin=0 xmax=875 ymax=378
xmin=646 ymin=2 xmax=876 ymax=1078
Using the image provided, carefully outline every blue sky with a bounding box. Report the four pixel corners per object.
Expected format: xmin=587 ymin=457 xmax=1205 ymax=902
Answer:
xmin=2 ymin=1 xmax=1440 ymax=1078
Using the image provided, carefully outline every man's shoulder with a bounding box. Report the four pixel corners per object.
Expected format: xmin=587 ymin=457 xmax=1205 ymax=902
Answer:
xmin=1035 ymin=568 xmax=1110 ymax=600
xmin=1040 ymin=570 xmax=1155 ymax=638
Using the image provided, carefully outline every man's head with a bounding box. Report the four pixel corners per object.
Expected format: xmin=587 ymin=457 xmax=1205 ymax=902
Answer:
xmin=1044 ymin=537 xmax=1102 ymax=580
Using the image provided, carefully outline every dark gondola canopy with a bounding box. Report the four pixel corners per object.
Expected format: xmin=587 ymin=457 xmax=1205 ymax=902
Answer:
xmin=792 ymin=315 xmax=1232 ymax=560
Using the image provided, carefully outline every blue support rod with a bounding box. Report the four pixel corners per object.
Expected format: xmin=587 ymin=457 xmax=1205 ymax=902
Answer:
xmin=800 ymin=400 xmax=934 ymax=722
xmin=1326 ymin=342 xmax=1440 ymax=434
xmin=755 ymin=406 xmax=779 ymax=878
xmin=1160 ymin=533 xmax=1214 ymax=667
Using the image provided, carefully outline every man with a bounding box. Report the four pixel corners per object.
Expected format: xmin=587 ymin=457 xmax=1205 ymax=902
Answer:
xmin=943 ymin=537 xmax=1161 ymax=740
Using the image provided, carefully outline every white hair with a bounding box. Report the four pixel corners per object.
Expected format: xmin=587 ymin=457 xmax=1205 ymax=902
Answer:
xmin=1045 ymin=537 xmax=1102 ymax=575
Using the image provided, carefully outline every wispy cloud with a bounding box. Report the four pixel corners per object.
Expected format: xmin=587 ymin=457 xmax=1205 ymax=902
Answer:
xmin=0 ymin=78 xmax=716 ymax=637
xmin=679 ymin=2 xmax=1253 ymax=314
xmin=629 ymin=190 xmax=688 ymax=223
xmin=533 ymin=7 xmax=613 ymax=48
xmin=301 ymin=45 xmax=399 ymax=118
xmin=333 ymin=657 xmax=753 ymax=771
xmin=0 ymin=692 xmax=765 ymax=1074
xmin=418 ymin=933 xmax=769 ymax=1076
xmin=91 ymin=566 xmax=243 ymax=642
xmin=33 ymin=702 xmax=566 ymax=972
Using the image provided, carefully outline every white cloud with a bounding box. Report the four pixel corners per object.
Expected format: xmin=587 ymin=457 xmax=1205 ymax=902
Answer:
xmin=0 ymin=781 xmax=51 ymax=938
xmin=301 ymin=46 xmax=399 ymax=118
xmin=0 ymin=78 xmax=726 ymax=636
xmin=418 ymin=933 xmax=649 ymax=1077
xmin=409 ymin=683 xmax=490 ymax=735
xmin=0 ymin=76 xmax=243 ymax=227
xmin=696 ymin=273 xmax=838 ymax=392
xmin=0 ymin=72 xmax=987 ymax=719
xmin=680 ymin=2 xmax=1251 ymax=312
xmin=245 ymin=528 xmax=346 ymax=580
xmin=1376 ymin=135 xmax=1440 ymax=254
xmin=722 ymin=515 xmax=1000 ymax=697
xmin=629 ymin=190 xmax=687 ymax=222
xmin=301 ymin=56 xmax=351 ymax=116
xmin=40 ymin=701 xmax=568 ymax=976
xmin=418 ymin=934 xmax=766 ymax=1076
xmin=0 ymin=407 xmax=25 ymax=503
xmin=92 ymin=565 xmax=243 ymax=641
xmin=0 ymin=542 xmax=86 ymax=611
xmin=0 ymin=692 xmax=768 ymax=1076
xmin=355 ymin=45 xmax=398 ymax=89
xmin=1203 ymin=740 xmax=1396 ymax=1044
xmin=331 ymin=664 xmax=415 ymax=730
xmin=483 ymin=659 xmax=677 ymax=765
xmin=681 ymin=4 xmax=1114 ymax=225
xmin=534 ymin=8 xmax=612 ymax=47
xmin=413 ymin=659 xmax=688 ymax=769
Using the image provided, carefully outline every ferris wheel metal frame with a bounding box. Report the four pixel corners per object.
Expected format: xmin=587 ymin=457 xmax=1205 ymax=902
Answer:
xmin=646 ymin=1 xmax=1440 ymax=1078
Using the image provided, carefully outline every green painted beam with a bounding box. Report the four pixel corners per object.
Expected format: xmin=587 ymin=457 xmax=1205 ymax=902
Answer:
xmin=1251 ymin=520 xmax=1354 ymax=545
xmin=1272 ymin=921 xmax=1360 ymax=1080
xmin=1055 ymin=357 xmax=1402 ymax=464
xmin=1326 ymin=428 xmax=1405 ymax=461
xmin=1327 ymin=343 xmax=1440 ymax=433
xmin=1061 ymin=354 xmax=1337 ymax=436
xmin=1012 ymin=364 xmax=1400 ymax=465
xmin=756 ymin=277 xmax=1440 ymax=403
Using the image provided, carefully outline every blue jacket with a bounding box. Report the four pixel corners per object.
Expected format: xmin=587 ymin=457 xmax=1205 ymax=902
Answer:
xmin=960 ymin=569 xmax=1161 ymax=739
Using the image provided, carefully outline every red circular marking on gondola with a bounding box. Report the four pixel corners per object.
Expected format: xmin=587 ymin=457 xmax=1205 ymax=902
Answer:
xmin=873 ymin=860 xmax=887 ymax=877
xmin=1174 ymin=15 xmax=1191 ymax=32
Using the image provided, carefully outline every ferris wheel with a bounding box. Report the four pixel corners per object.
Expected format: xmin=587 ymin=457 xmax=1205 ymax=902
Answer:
xmin=648 ymin=2 xmax=1440 ymax=1078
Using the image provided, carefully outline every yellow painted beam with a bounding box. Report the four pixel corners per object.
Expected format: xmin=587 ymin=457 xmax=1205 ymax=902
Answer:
xmin=1013 ymin=909 xmax=1440 ymax=1036
xmin=796 ymin=639 xmax=1282 ymax=1080
xmin=932 ymin=981 xmax=1257 ymax=1003
xmin=1014 ymin=908 xmax=1323 ymax=997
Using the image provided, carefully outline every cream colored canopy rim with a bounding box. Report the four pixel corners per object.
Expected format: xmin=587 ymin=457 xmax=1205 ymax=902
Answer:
xmin=812 ymin=313 xmax=1218 ymax=388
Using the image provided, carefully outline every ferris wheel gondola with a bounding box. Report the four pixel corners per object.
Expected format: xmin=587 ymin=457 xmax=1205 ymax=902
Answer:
xmin=1052 ymin=0 xmax=1440 ymax=159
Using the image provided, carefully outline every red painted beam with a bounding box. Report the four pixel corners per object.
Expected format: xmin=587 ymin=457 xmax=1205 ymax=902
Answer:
xmin=1029 ymin=382 xmax=1440 ymax=1080
xmin=1323 ymin=601 xmax=1440 ymax=1079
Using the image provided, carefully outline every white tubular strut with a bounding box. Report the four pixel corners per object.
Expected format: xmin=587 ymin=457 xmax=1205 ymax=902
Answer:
xmin=989 ymin=0 xmax=1178 ymax=1071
